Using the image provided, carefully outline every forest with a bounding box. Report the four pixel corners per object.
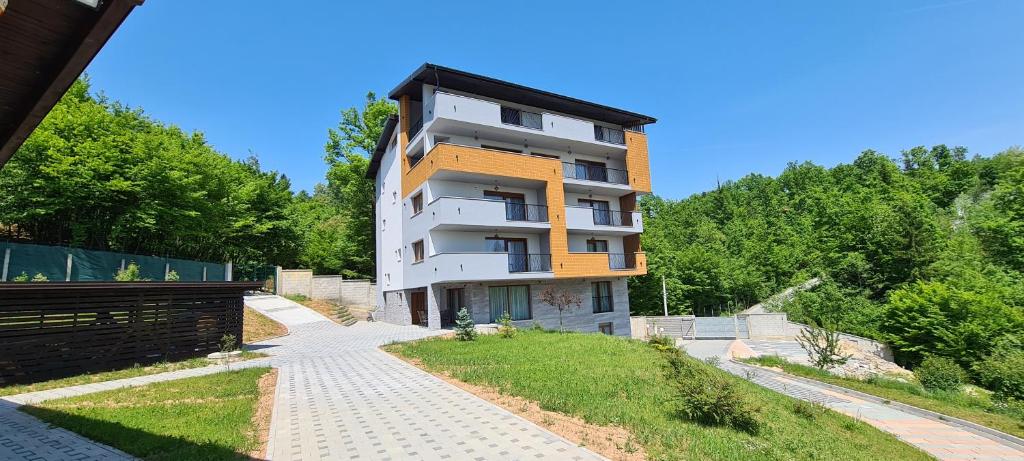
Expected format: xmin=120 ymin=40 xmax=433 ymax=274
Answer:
xmin=3 ymin=79 xmax=1022 ymax=378
xmin=631 ymin=144 xmax=1024 ymax=375
xmin=0 ymin=79 xmax=392 ymax=279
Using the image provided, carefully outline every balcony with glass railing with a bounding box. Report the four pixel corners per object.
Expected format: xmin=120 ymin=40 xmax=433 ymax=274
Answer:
xmin=561 ymin=162 xmax=629 ymax=185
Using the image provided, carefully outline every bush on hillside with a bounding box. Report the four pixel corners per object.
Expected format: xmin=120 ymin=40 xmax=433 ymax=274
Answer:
xmin=915 ymin=356 xmax=967 ymax=392
xmin=974 ymin=342 xmax=1024 ymax=402
xmin=657 ymin=343 xmax=760 ymax=433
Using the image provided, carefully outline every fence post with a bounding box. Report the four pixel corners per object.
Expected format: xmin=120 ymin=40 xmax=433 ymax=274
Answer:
xmin=224 ymin=261 xmax=233 ymax=281
xmin=202 ymin=266 xmax=207 ymax=282
xmin=733 ymin=315 xmax=739 ymax=338
xmin=2 ymin=248 xmax=9 ymax=281
xmin=65 ymin=253 xmax=73 ymax=281
xmin=164 ymin=262 xmax=170 ymax=280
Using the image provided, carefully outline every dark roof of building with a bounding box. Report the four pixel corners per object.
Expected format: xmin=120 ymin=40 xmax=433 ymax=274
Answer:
xmin=0 ymin=0 xmax=144 ymax=168
xmin=365 ymin=115 xmax=399 ymax=179
xmin=389 ymin=63 xmax=657 ymax=127
xmin=368 ymin=64 xmax=657 ymax=179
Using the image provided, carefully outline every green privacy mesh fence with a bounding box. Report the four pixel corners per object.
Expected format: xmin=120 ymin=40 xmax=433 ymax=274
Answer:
xmin=0 ymin=241 xmax=228 ymax=282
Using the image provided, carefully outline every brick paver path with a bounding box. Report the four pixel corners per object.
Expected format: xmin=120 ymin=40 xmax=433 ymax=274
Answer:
xmin=246 ymin=295 xmax=602 ymax=460
xmin=682 ymin=339 xmax=1024 ymax=461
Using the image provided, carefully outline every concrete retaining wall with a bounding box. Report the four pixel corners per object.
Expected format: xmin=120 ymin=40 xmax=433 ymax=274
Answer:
xmin=276 ymin=269 xmax=376 ymax=308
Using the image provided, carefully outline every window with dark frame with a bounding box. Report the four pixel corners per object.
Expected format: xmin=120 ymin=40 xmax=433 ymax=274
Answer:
xmin=488 ymin=285 xmax=531 ymax=321
xmin=412 ymin=240 xmax=424 ymax=263
xmin=592 ymin=281 xmax=613 ymax=313
xmin=598 ymin=322 xmax=614 ymax=335
xmin=411 ymin=192 xmax=423 ymax=215
xmin=586 ymin=239 xmax=609 ymax=252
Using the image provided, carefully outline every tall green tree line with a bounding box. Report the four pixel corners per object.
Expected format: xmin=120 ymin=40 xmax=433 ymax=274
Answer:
xmin=0 ymin=78 xmax=298 ymax=265
xmin=632 ymin=145 xmax=1024 ymax=372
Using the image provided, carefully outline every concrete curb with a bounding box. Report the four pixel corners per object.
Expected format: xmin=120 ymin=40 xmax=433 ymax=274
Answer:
xmin=734 ymin=360 xmax=1024 ymax=452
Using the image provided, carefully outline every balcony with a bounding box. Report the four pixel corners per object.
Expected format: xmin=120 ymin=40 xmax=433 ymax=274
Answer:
xmin=562 ymin=162 xmax=629 ymax=185
xmin=594 ymin=126 xmax=625 ymax=145
xmin=500 ymin=107 xmax=542 ymax=130
xmin=507 ymin=253 xmax=552 ymax=273
xmin=608 ymin=253 xmax=638 ymax=270
xmin=426 ymin=92 xmax=628 ymax=151
xmin=421 ymin=197 xmax=550 ymax=232
xmin=565 ymin=206 xmax=643 ymax=235
xmin=561 ymin=252 xmax=647 ymax=278
xmin=408 ymin=252 xmax=554 ymax=285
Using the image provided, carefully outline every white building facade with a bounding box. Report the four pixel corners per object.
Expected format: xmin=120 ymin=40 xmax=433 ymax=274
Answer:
xmin=367 ymin=64 xmax=656 ymax=336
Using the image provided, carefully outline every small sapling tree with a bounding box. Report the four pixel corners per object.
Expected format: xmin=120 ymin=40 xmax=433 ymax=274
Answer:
xmin=539 ymin=287 xmax=582 ymax=333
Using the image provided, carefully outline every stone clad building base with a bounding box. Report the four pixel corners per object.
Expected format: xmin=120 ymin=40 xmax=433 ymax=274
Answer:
xmin=379 ymin=278 xmax=631 ymax=336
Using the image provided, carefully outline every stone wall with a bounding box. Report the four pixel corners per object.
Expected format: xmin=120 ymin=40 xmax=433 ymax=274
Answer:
xmin=277 ymin=269 xmax=376 ymax=307
xmin=278 ymin=269 xmax=313 ymax=297
xmin=381 ymin=290 xmax=412 ymax=325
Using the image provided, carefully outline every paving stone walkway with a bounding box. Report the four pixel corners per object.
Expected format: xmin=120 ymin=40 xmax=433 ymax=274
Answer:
xmin=682 ymin=340 xmax=1024 ymax=461
xmin=247 ymin=295 xmax=603 ymax=460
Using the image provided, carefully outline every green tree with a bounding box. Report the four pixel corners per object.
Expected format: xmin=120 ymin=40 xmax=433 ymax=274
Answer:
xmin=322 ymin=92 xmax=397 ymax=278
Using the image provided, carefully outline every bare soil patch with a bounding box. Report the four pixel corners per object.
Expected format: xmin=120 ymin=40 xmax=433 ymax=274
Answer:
xmin=249 ymin=368 xmax=278 ymax=459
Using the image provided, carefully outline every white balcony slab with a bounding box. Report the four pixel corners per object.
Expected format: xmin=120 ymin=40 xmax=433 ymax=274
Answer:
xmin=422 ymin=197 xmax=550 ymax=233
xmin=565 ymin=206 xmax=644 ymax=235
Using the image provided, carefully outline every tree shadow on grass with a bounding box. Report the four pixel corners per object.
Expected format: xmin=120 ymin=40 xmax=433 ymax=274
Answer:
xmin=19 ymin=405 xmax=263 ymax=461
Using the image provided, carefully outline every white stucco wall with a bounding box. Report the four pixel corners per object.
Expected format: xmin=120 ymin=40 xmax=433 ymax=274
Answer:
xmin=566 ymin=234 xmax=625 ymax=254
xmin=375 ymin=133 xmax=402 ymax=306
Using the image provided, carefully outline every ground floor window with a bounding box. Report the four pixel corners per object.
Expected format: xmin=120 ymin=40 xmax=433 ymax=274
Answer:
xmin=592 ymin=281 xmax=613 ymax=313
xmin=598 ymin=322 xmax=614 ymax=335
xmin=488 ymin=285 xmax=531 ymax=321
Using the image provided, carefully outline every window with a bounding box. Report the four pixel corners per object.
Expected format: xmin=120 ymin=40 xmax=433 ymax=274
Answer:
xmin=488 ymin=285 xmax=531 ymax=321
xmin=579 ymin=199 xmax=612 ymax=225
xmin=592 ymin=281 xmax=613 ymax=313
xmin=586 ymin=239 xmax=609 ymax=252
xmin=412 ymin=240 xmax=424 ymax=263
xmin=598 ymin=322 xmax=614 ymax=335
xmin=411 ymin=192 xmax=423 ymax=215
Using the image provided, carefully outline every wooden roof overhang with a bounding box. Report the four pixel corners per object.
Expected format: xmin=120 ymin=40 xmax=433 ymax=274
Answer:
xmin=0 ymin=0 xmax=143 ymax=168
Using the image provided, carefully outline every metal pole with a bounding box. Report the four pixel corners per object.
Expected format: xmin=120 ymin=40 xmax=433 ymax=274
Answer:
xmin=2 ymin=248 xmax=10 ymax=281
xmin=65 ymin=253 xmax=73 ymax=281
xmin=662 ymin=275 xmax=668 ymax=316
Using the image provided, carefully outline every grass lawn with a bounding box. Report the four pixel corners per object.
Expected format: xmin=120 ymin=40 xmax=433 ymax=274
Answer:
xmin=0 ymin=351 xmax=266 ymax=397
xmin=243 ymin=305 xmax=288 ymax=342
xmin=22 ymin=367 xmax=275 ymax=461
xmin=386 ymin=330 xmax=930 ymax=461
xmin=743 ymin=355 xmax=1024 ymax=438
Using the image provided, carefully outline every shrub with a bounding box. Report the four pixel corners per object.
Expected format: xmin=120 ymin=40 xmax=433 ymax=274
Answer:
xmin=915 ymin=356 xmax=966 ymax=392
xmin=31 ymin=272 xmax=49 ymax=282
xmin=793 ymin=400 xmax=827 ymax=420
xmin=648 ymin=335 xmax=675 ymax=352
xmin=660 ymin=345 xmax=760 ymax=433
xmin=974 ymin=349 xmax=1024 ymax=402
xmin=115 ymin=262 xmax=145 ymax=281
xmin=497 ymin=313 xmax=517 ymax=339
xmin=796 ymin=323 xmax=851 ymax=370
xmin=165 ymin=270 xmax=180 ymax=282
xmin=12 ymin=272 xmax=30 ymax=282
xmin=676 ymin=359 xmax=760 ymax=433
xmin=284 ymin=294 xmax=309 ymax=302
xmin=454 ymin=307 xmax=477 ymax=341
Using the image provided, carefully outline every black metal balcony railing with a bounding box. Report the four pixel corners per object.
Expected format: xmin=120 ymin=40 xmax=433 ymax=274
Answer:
xmin=562 ymin=162 xmax=629 ymax=185
xmin=409 ymin=117 xmax=424 ymax=137
xmin=505 ymin=203 xmax=548 ymax=222
xmin=592 ymin=295 xmax=614 ymax=313
xmin=508 ymin=253 xmax=552 ymax=273
xmin=594 ymin=126 xmax=626 ymax=145
xmin=608 ymin=253 xmax=638 ymax=270
xmin=501 ymin=106 xmax=543 ymax=130
xmin=591 ymin=209 xmax=634 ymax=227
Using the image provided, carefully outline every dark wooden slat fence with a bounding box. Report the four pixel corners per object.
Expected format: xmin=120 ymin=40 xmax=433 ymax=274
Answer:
xmin=0 ymin=282 xmax=261 ymax=385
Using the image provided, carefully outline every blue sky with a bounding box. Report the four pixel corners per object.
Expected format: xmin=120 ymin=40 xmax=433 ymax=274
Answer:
xmin=83 ymin=0 xmax=1023 ymax=199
